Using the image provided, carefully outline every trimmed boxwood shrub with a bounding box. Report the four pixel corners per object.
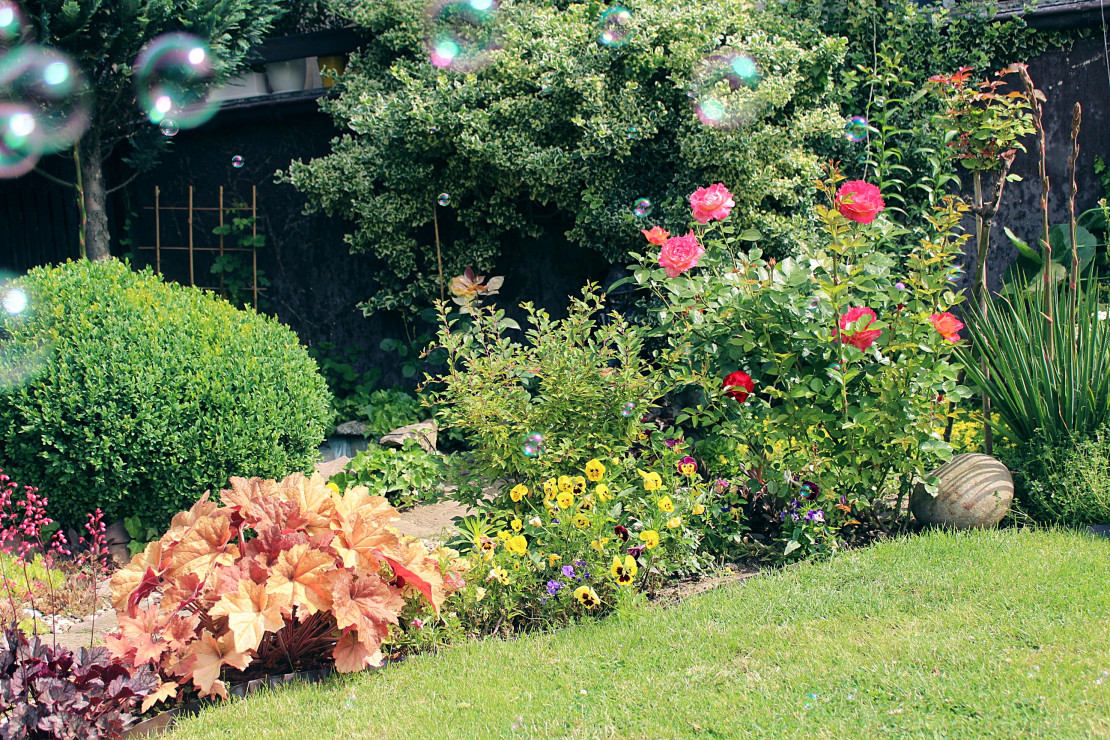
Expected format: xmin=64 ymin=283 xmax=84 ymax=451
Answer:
xmin=0 ymin=259 xmax=330 ymax=529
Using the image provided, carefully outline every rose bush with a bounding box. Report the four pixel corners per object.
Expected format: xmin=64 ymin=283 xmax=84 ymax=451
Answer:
xmin=617 ymin=166 xmax=970 ymax=557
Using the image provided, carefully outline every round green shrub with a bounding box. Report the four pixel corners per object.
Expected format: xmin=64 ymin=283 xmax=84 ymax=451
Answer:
xmin=0 ymin=259 xmax=331 ymax=529
xmin=1001 ymin=427 xmax=1110 ymax=527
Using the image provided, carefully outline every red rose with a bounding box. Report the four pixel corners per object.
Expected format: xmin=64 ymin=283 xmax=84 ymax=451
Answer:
xmin=723 ymin=371 xmax=755 ymax=402
xmin=836 ymin=306 xmax=882 ymax=351
xmin=834 ymin=181 xmax=885 ymax=225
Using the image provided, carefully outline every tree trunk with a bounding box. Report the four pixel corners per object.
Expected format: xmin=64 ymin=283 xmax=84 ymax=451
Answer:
xmin=76 ymin=129 xmax=112 ymax=261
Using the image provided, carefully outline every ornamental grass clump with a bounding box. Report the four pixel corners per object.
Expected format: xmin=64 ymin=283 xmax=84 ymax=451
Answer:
xmin=618 ymin=166 xmax=971 ymax=556
xmin=107 ymin=472 xmax=468 ymax=700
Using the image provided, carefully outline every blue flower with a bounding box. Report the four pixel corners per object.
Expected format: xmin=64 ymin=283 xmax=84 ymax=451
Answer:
xmin=561 ymin=565 xmax=575 ymax=578
xmin=547 ymin=580 xmax=564 ymax=595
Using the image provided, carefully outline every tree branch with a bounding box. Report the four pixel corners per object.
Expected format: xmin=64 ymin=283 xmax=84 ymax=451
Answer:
xmin=105 ymin=170 xmax=141 ymax=195
xmin=32 ymin=166 xmax=76 ymax=189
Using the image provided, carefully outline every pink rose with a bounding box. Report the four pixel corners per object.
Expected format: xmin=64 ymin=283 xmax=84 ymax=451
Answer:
xmin=689 ymin=183 xmax=735 ymax=223
xmin=658 ymin=231 xmax=704 ymax=278
xmin=835 ymin=181 xmax=885 ymax=224
xmin=836 ymin=306 xmax=882 ymax=351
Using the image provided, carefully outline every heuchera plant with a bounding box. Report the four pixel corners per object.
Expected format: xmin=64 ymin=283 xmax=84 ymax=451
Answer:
xmin=107 ymin=472 xmax=468 ymax=699
xmin=619 ymin=167 xmax=971 ymax=556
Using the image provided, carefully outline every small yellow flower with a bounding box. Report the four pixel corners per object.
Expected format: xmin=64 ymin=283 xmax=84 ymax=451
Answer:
xmin=505 ymin=534 xmax=528 ymax=556
xmin=558 ymin=475 xmax=573 ymax=493
xmin=657 ymin=495 xmax=675 ymax=513
xmin=573 ymin=585 xmax=601 ymax=609
xmin=487 ymin=566 xmax=509 ymax=584
xmin=572 ymin=513 xmax=591 ymax=529
xmin=719 ymin=455 xmax=728 ymax=465
xmin=556 ymin=491 xmax=575 ymax=510
xmin=591 ymin=538 xmax=610 ymax=552
xmin=579 ymin=496 xmax=594 ymax=512
xmin=478 ymin=537 xmax=496 ymax=554
xmin=474 ymin=586 xmax=487 ymax=601
xmin=571 ymin=476 xmax=587 ymax=495
xmin=595 ymin=483 xmax=610 ymax=502
xmin=585 ymin=458 xmax=606 ymax=482
xmin=548 ymin=553 xmax=562 ymax=567
xmin=639 ymin=529 xmax=660 ymax=549
xmin=511 ymin=518 xmax=523 ymax=532
xmin=638 ymin=470 xmax=662 ymax=491
xmin=543 ymin=478 xmax=558 ymax=499
xmin=692 ymin=503 xmax=706 ymax=516
xmin=510 ymin=484 xmax=529 ymax=502
xmin=610 ymin=555 xmax=638 ymax=586
xmin=667 ymin=516 xmax=681 ymax=529
xmin=326 ymin=481 xmax=341 ymax=493
xmin=497 ymin=529 xmax=511 ymax=540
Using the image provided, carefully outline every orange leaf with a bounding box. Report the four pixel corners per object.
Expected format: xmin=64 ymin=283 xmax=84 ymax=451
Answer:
xmin=266 ymin=544 xmax=336 ymax=616
xmin=141 ymin=681 xmax=179 ymax=713
xmin=166 ymin=492 xmax=221 ymax=535
xmin=163 ymin=514 xmax=238 ymax=582
xmin=117 ymin=606 xmax=169 ymax=665
xmin=377 ymin=538 xmax=446 ymax=613
xmin=209 ymin=578 xmax=290 ymax=654
xmin=287 ymin=472 xmax=337 ymax=538
xmin=188 ymin=631 xmax=252 ymax=698
xmin=163 ymin=612 xmax=201 ymax=651
xmin=333 ymin=512 xmax=399 ymax=571
xmin=331 ymin=572 xmax=403 ymax=649
xmin=332 ymin=629 xmax=384 ymax=674
xmin=333 ymin=488 xmax=399 ymax=529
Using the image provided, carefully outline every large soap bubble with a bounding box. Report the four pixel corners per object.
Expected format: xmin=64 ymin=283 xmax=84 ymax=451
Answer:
xmin=134 ymin=33 xmax=218 ymax=130
xmin=425 ymin=0 xmax=501 ymax=73
xmin=691 ymin=48 xmax=765 ymax=130
xmin=0 ymin=45 xmax=91 ymax=155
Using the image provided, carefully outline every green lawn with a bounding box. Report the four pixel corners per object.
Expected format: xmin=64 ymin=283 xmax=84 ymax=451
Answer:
xmin=170 ymin=528 xmax=1110 ymax=739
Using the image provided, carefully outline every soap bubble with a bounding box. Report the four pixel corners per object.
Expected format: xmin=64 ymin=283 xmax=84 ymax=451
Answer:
xmin=2 ymin=286 xmax=25 ymax=315
xmin=0 ymin=1 xmax=23 ymax=45
xmin=621 ymin=401 xmax=636 ymax=417
xmin=597 ymin=7 xmax=632 ymax=47
xmin=626 ymin=126 xmax=637 ymax=139
xmin=231 ymin=155 xmax=243 ymax=168
xmin=0 ymin=45 xmax=91 ymax=155
xmin=438 ymin=192 xmax=451 ymax=206
xmin=844 ymin=116 xmax=869 ymax=143
xmin=521 ymin=432 xmax=544 ymax=458
xmin=0 ymin=103 xmax=39 ymax=178
xmin=159 ymin=119 xmax=179 ymax=137
xmin=426 ymin=0 xmax=501 ymax=73
xmin=633 ymin=198 xmax=652 ymax=217
xmin=691 ymin=49 xmax=764 ymax=130
xmin=134 ymin=33 xmax=218 ymax=130
xmin=948 ymin=266 xmax=964 ymax=283
xmin=0 ymin=274 xmax=48 ymax=392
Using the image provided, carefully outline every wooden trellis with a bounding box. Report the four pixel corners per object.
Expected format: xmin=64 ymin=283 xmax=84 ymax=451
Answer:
xmin=137 ymin=185 xmax=263 ymax=310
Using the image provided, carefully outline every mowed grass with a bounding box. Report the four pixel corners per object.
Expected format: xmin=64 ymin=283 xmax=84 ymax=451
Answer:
xmin=171 ymin=528 xmax=1110 ymax=739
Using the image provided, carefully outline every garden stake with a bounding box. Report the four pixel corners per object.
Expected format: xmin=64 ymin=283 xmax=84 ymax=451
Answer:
xmin=434 ymin=200 xmax=446 ymax=302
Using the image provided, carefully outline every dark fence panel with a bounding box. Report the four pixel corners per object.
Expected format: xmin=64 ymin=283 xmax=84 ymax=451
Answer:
xmin=0 ymin=155 xmax=82 ymax=274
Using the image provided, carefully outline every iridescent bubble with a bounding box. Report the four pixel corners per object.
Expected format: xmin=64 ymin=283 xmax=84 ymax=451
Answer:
xmin=0 ymin=274 xmax=48 ymax=392
xmin=626 ymin=126 xmax=637 ymax=139
xmin=597 ymin=7 xmax=632 ymax=47
xmin=691 ymin=49 xmax=765 ymax=130
xmin=438 ymin=192 xmax=451 ymax=206
xmin=231 ymin=155 xmax=244 ymax=168
xmin=948 ymin=266 xmax=964 ymax=283
xmin=1 ymin=286 xmax=25 ymax=315
xmin=0 ymin=45 xmax=91 ymax=155
xmin=521 ymin=432 xmax=544 ymax=458
xmin=134 ymin=33 xmax=218 ymax=129
xmin=844 ymin=116 xmax=869 ymax=143
xmin=0 ymin=1 xmax=23 ymax=45
xmin=621 ymin=401 xmax=636 ymax=417
xmin=633 ymin=198 xmax=652 ymax=217
xmin=426 ymin=0 xmax=501 ymax=73
xmin=874 ymin=96 xmax=887 ymax=108
xmin=159 ymin=119 xmax=179 ymax=137
xmin=0 ymin=103 xmax=39 ymax=178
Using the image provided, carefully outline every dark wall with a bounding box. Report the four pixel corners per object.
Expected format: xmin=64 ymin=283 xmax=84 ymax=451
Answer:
xmin=0 ymin=154 xmax=83 ymax=273
xmin=982 ymin=33 xmax=1110 ymax=291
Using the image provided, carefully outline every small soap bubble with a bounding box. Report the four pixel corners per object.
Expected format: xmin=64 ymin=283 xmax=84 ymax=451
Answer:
xmin=844 ymin=116 xmax=869 ymax=143
xmin=626 ymin=126 xmax=637 ymax=139
xmin=846 ymin=693 xmax=855 ymax=701
xmin=438 ymin=192 xmax=451 ymax=206
xmin=874 ymin=96 xmax=887 ymax=108
xmin=597 ymin=7 xmax=632 ymax=47
xmin=806 ymin=693 xmax=819 ymax=700
xmin=692 ymin=49 xmax=764 ymax=130
xmin=0 ymin=1 xmax=23 ymax=44
xmin=231 ymin=155 xmax=243 ymax=168
xmin=0 ymin=103 xmax=39 ymax=178
xmin=521 ymin=432 xmax=544 ymax=458
xmin=948 ymin=266 xmax=963 ymax=283
xmin=895 ymin=282 xmax=906 ymax=290
xmin=621 ymin=401 xmax=636 ymax=417
xmin=0 ymin=45 xmax=91 ymax=155
xmin=2 ymin=287 xmax=26 ymax=315
xmin=134 ymin=33 xmax=218 ymax=130
xmin=803 ymin=702 xmax=813 ymax=710
xmin=807 ymin=297 xmax=819 ymax=311
xmin=633 ymin=198 xmax=652 ymax=217
xmin=159 ymin=119 xmax=179 ymax=137
xmin=426 ymin=0 xmax=501 ymax=73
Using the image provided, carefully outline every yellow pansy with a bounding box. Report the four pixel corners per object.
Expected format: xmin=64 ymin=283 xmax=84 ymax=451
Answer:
xmin=474 ymin=586 xmax=487 ymax=602
xmin=595 ymin=483 xmax=611 ymax=502
xmin=638 ymin=470 xmax=662 ymax=491
xmin=556 ymin=491 xmax=575 ymax=510
xmin=585 ymin=458 xmax=606 ymax=482
xmin=511 ymin=518 xmax=523 ymax=532
xmin=497 ymin=529 xmax=511 ymax=540
xmin=572 ymin=514 xmax=590 ymax=529
xmin=591 ymin=538 xmax=610 ymax=552
xmin=543 ymin=478 xmax=558 ymax=499
xmin=574 ymin=585 xmax=600 ymax=609
xmin=657 ymin=496 xmax=675 ymax=513
xmin=610 ymin=555 xmax=638 ymax=586
xmin=548 ymin=553 xmax=562 ymax=567
xmin=571 ymin=476 xmax=587 ymax=495
xmin=505 ymin=534 xmax=528 ymax=556
xmin=578 ymin=496 xmax=594 ymax=512
xmin=510 ymin=484 xmax=529 ymax=502
xmin=667 ymin=516 xmax=681 ymax=529
xmin=558 ymin=475 xmax=573 ymax=493
xmin=639 ymin=529 xmax=660 ymax=549
xmin=478 ymin=537 xmax=496 ymax=554
xmin=326 ymin=481 xmax=340 ymax=493
xmin=487 ymin=566 xmax=509 ymax=584
xmin=692 ymin=503 xmax=706 ymax=516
